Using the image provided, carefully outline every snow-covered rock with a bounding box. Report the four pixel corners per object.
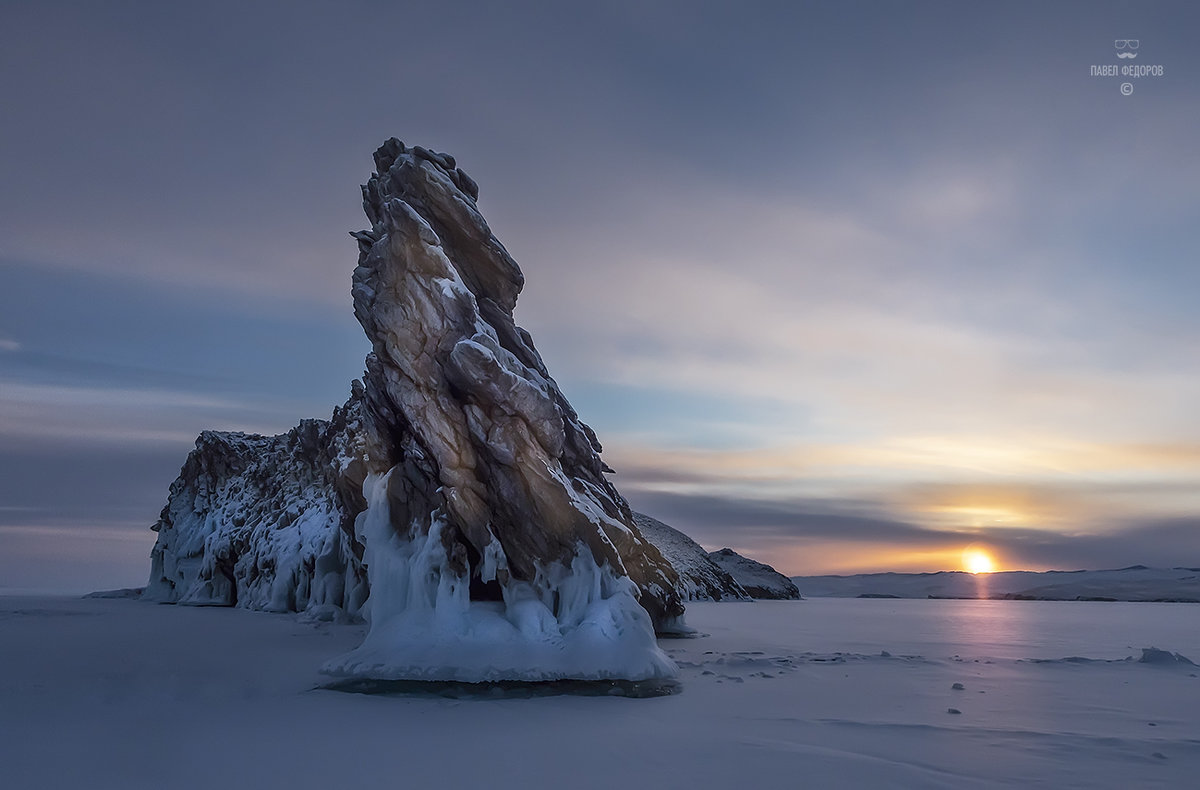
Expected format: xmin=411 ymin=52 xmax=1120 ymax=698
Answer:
xmin=708 ymin=548 xmax=802 ymax=600
xmin=144 ymin=389 xmax=370 ymax=616
xmin=632 ymin=513 xmax=750 ymax=601
xmin=322 ymin=139 xmax=685 ymax=681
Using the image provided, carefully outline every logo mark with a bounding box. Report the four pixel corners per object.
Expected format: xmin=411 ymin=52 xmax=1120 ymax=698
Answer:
xmin=1091 ymin=38 xmax=1161 ymax=94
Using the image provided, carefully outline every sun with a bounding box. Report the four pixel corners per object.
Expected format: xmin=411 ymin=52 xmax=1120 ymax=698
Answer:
xmin=962 ymin=548 xmax=995 ymax=574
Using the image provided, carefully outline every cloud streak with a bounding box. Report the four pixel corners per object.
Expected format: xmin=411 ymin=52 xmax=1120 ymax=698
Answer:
xmin=625 ymin=488 xmax=1200 ymax=576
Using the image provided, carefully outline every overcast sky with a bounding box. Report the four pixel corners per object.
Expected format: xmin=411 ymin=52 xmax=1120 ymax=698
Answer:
xmin=2 ymin=1 xmax=1198 ymax=592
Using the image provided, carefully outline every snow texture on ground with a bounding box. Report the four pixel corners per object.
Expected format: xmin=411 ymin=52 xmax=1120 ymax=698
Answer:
xmin=2 ymin=596 xmax=1198 ymax=789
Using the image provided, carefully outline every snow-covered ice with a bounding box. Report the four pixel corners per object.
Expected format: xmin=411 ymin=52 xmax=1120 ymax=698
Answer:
xmin=2 ymin=596 xmax=1198 ymax=789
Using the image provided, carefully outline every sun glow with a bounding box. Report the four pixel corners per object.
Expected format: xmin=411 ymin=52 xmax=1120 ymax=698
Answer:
xmin=962 ymin=548 xmax=995 ymax=574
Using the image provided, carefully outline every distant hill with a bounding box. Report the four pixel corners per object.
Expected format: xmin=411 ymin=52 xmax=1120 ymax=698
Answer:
xmin=790 ymin=566 xmax=1200 ymax=602
xmin=631 ymin=513 xmax=750 ymax=601
xmin=632 ymin=513 xmax=801 ymax=600
xmin=707 ymin=548 xmax=802 ymax=600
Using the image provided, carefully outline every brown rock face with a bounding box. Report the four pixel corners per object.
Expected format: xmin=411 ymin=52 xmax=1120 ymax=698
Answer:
xmin=349 ymin=139 xmax=684 ymax=632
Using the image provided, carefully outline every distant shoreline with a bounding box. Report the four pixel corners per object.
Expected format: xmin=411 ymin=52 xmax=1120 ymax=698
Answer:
xmin=792 ymin=566 xmax=1200 ymax=602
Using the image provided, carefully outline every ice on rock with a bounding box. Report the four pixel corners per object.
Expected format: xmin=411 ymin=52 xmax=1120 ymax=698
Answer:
xmin=324 ymin=476 xmax=674 ymax=682
xmin=144 ymin=398 xmax=370 ymax=617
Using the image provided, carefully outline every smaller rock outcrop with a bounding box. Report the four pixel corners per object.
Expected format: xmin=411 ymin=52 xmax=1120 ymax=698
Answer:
xmin=144 ymin=389 xmax=369 ymax=617
xmin=1138 ymin=648 xmax=1196 ymax=666
xmin=708 ymin=548 xmax=802 ymax=600
xmin=632 ymin=513 xmax=750 ymax=601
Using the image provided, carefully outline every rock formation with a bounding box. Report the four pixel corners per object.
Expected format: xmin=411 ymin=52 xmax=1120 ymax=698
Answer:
xmin=708 ymin=548 xmax=802 ymax=600
xmin=631 ymin=513 xmax=750 ymax=601
xmin=144 ymin=391 xmax=369 ymax=618
xmin=323 ymin=139 xmax=684 ymax=681
xmin=147 ymin=138 xmax=687 ymax=682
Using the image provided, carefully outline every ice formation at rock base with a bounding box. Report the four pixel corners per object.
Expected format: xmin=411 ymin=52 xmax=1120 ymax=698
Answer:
xmin=322 ymin=472 xmax=677 ymax=681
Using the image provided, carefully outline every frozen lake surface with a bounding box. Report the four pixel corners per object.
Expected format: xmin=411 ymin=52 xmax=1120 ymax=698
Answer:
xmin=750 ymin=597 xmax=1200 ymax=662
xmin=2 ymin=596 xmax=1198 ymax=789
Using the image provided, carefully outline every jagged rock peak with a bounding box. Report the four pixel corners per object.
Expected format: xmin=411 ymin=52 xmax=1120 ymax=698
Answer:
xmin=323 ymin=140 xmax=686 ymax=682
xmin=370 ymin=138 xmax=479 ymax=201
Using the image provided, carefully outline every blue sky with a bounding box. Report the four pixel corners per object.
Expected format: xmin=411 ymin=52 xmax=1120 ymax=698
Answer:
xmin=2 ymin=1 xmax=1199 ymax=591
